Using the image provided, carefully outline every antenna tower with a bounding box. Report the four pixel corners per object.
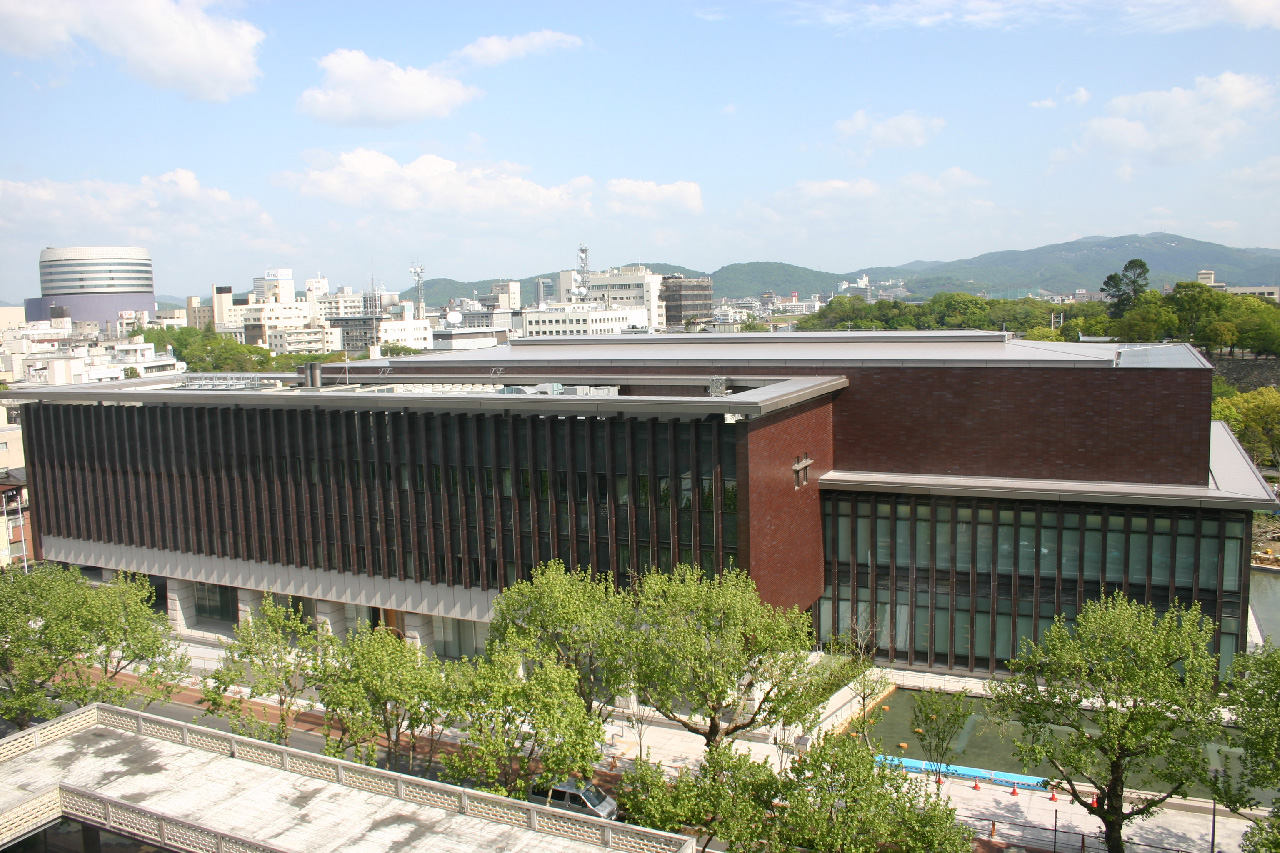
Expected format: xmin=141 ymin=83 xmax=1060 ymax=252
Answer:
xmin=410 ymin=263 xmax=426 ymax=319
xmin=577 ymin=244 xmax=590 ymax=300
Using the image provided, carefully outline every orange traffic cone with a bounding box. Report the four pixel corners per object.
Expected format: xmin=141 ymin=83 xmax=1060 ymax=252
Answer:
xmin=1011 ymin=783 xmax=1018 ymax=796
xmin=1091 ymin=794 xmax=1099 ymax=808
xmin=972 ymin=779 xmax=981 ymax=791
xmin=1049 ymin=789 xmax=1058 ymax=802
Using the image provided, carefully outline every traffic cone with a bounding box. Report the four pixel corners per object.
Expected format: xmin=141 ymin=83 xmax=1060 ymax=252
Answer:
xmin=1011 ymin=783 xmax=1018 ymax=796
xmin=1091 ymin=794 xmax=1099 ymax=808
xmin=1050 ymin=789 xmax=1058 ymax=802
xmin=972 ymin=779 xmax=981 ymax=790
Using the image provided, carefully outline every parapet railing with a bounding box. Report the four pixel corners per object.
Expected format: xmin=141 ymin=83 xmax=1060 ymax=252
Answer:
xmin=0 ymin=783 xmax=288 ymax=853
xmin=0 ymin=704 xmax=693 ymax=853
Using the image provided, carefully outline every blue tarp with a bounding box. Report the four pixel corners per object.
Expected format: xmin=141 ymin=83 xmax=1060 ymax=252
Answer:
xmin=876 ymin=755 xmax=1049 ymax=790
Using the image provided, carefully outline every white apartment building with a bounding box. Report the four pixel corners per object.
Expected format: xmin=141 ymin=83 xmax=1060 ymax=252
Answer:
xmin=522 ymin=305 xmax=649 ymax=337
xmin=253 ymin=268 xmax=295 ymax=303
xmin=312 ymin=287 xmax=367 ymax=319
xmin=554 ymin=265 xmax=666 ymax=329
xmin=9 ymin=341 xmax=184 ymax=385
xmin=267 ymin=326 xmax=342 ymax=355
xmin=377 ymin=318 xmax=433 ymax=351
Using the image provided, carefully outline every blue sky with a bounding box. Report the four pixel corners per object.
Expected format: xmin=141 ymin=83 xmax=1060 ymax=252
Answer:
xmin=1 ymin=1 xmax=1277 ymax=301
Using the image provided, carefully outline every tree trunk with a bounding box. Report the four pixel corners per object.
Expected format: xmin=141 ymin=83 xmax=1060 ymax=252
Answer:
xmin=1102 ymin=816 xmax=1126 ymax=853
xmin=1102 ymin=762 xmax=1127 ymax=853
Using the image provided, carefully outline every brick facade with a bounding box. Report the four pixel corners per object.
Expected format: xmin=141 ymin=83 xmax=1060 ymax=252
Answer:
xmin=375 ymin=362 xmax=1211 ymax=487
xmin=740 ymin=395 xmax=833 ymax=610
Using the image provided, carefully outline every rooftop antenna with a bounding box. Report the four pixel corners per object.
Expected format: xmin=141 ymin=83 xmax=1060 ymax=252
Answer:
xmin=577 ymin=243 xmax=590 ymax=303
xmin=410 ymin=263 xmax=426 ymax=320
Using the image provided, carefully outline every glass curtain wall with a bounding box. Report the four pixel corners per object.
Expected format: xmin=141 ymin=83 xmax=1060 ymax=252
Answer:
xmin=818 ymin=491 xmax=1247 ymax=674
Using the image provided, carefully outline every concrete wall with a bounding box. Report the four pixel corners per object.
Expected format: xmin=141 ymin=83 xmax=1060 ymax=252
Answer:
xmin=44 ymin=536 xmax=499 ymax=623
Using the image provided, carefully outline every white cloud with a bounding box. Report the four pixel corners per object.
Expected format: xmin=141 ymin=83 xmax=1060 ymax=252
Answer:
xmin=452 ymin=30 xmax=582 ymax=67
xmin=836 ymin=110 xmax=945 ymax=151
xmin=1228 ymin=155 xmax=1280 ymax=190
xmin=899 ymin=167 xmax=988 ymax=194
xmin=0 ymin=0 xmax=263 ymax=101
xmin=298 ymin=49 xmax=480 ymax=126
xmin=289 ymin=148 xmax=592 ymax=216
xmin=606 ymin=179 xmax=703 ymax=216
xmin=795 ymin=178 xmax=880 ymax=198
xmin=1065 ymin=86 xmax=1091 ymax=105
xmin=788 ymin=1 xmax=1280 ymax=31
xmin=0 ymin=169 xmax=290 ymax=294
xmin=1206 ymin=219 xmax=1239 ymax=229
xmin=1030 ymin=98 xmax=1057 ymax=108
xmin=1082 ymin=72 xmax=1273 ymax=162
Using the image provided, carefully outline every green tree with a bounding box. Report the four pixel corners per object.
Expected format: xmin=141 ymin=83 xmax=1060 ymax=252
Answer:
xmin=1166 ymin=281 xmax=1227 ymax=339
xmin=442 ymin=646 xmax=603 ymax=798
xmin=1100 ymin=258 xmax=1151 ymax=318
xmin=630 ymin=566 xmax=859 ymax=749
xmin=1023 ymin=325 xmax=1064 ymax=341
xmin=122 ymin=366 xmax=140 ymax=379
xmin=740 ymin=317 xmax=769 ymax=332
xmin=1233 ymin=387 xmax=1280 ymax=466
xmin=987 ymin=593 xmax=1221 ymax=853
xmin=1110 ymin=290 xmax=1176 ymax=342
xmin=617 ymin=756 xmax=693 ymax=833
xmin=199 ymin=593 xmax=325 ymax=745
xmin=780 ymin=733 xmax=972 ymax=853
xmin=316 ymin=625 xmax=450 ymax=772
xmin=910 ymin=689 xmax=973 ymax=780
xmin=488 ymin=560 xmax=629 ymax=718
xmin=374 ymin=342 xmax=422 ymax=357
xmin=1195 ymin=320 xmax=1238 ymax=355
xmin=0 ymin=565 xmax=188 ymax=729
xmin=1216 ymin=641 xmax=1280 ymax=852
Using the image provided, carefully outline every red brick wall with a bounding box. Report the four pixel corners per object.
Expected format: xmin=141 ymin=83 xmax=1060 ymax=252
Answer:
xmin=829 ymin=367 xmax=1210 ymax=485
xmin=740 ymin=395 xmax=832 ymax=611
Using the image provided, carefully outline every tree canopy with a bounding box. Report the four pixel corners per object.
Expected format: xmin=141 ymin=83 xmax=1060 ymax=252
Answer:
xmin=987 ymin=593 xmax=1221 ymax=853
xmin=0 ymin=565 xmax=188 ymax=729
xmin=1100 ymin=259 xmax=1151 ymax=318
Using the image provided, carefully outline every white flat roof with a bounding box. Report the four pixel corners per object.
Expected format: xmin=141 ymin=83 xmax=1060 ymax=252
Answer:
xmin=379 ymin=332 xmax=1209 ymax=370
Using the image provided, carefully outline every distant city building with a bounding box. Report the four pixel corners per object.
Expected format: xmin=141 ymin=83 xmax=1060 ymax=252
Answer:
xmin=522 ymin=305 xmax=650 ymax=337
xmin=659 ymin=275 xmax=714 ymax=329
xmin=25 ymin=247 xmax=157 ymax=331
xmin=1202 ymin=270 xmax=1280 ymax=303
xmin=252 ymin=268 xmax=294 ymax=303
xmin=554 ymin=264 xmax=666 ymax=329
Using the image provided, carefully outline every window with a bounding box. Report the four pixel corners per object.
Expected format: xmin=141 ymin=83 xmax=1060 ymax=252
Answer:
xmin=193 ymin=582 xmax=237 ymax=622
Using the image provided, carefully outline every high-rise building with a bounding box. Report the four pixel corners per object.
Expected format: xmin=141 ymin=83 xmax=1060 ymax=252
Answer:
xmin=659 ymin=275 xmax=714 ymax=329
xmin=252 ymin=269 xmax=295 ymax=303
xmin=25 ymin=247 xmax=157 ymax=332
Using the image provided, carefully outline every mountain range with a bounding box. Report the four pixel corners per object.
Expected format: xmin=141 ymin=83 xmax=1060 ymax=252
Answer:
xmin=160 ymin=232 xmax=1280 ymax=310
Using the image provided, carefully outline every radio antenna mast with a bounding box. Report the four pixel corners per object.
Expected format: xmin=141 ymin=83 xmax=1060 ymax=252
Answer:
xmin=410 ymin=263 xmax=426 ymax=319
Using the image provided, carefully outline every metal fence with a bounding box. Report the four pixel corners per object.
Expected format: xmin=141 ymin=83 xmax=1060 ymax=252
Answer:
xmin=959 ymin=812 xmax=1192 ymax=853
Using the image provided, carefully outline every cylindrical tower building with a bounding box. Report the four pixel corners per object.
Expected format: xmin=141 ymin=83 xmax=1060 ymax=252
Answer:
xmin=25 ymin=247 xmax=157 ymax=334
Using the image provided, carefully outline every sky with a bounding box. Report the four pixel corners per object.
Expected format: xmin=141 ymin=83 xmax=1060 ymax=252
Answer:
xmin=0 ymin=0 xmax=1278 ymax=302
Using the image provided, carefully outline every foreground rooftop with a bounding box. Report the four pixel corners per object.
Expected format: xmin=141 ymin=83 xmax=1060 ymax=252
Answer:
xmin=0 ymin=705 xmax=690 ymax=853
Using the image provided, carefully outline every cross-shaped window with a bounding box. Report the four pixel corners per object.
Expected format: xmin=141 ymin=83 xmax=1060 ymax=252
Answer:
xmin=793 ymin=452 xmax=813 ymax=489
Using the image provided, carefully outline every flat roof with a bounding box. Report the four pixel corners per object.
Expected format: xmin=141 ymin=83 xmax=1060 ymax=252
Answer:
xmin=820 ymin=422 xmax=1277 ymax=511
xmin=6 ymin=373 xmax=849 ymax=421
xmin=351 ymin=332 xmax=1209 ymax=371
xmin=0 ymin=705 xmax=691 ymax=853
